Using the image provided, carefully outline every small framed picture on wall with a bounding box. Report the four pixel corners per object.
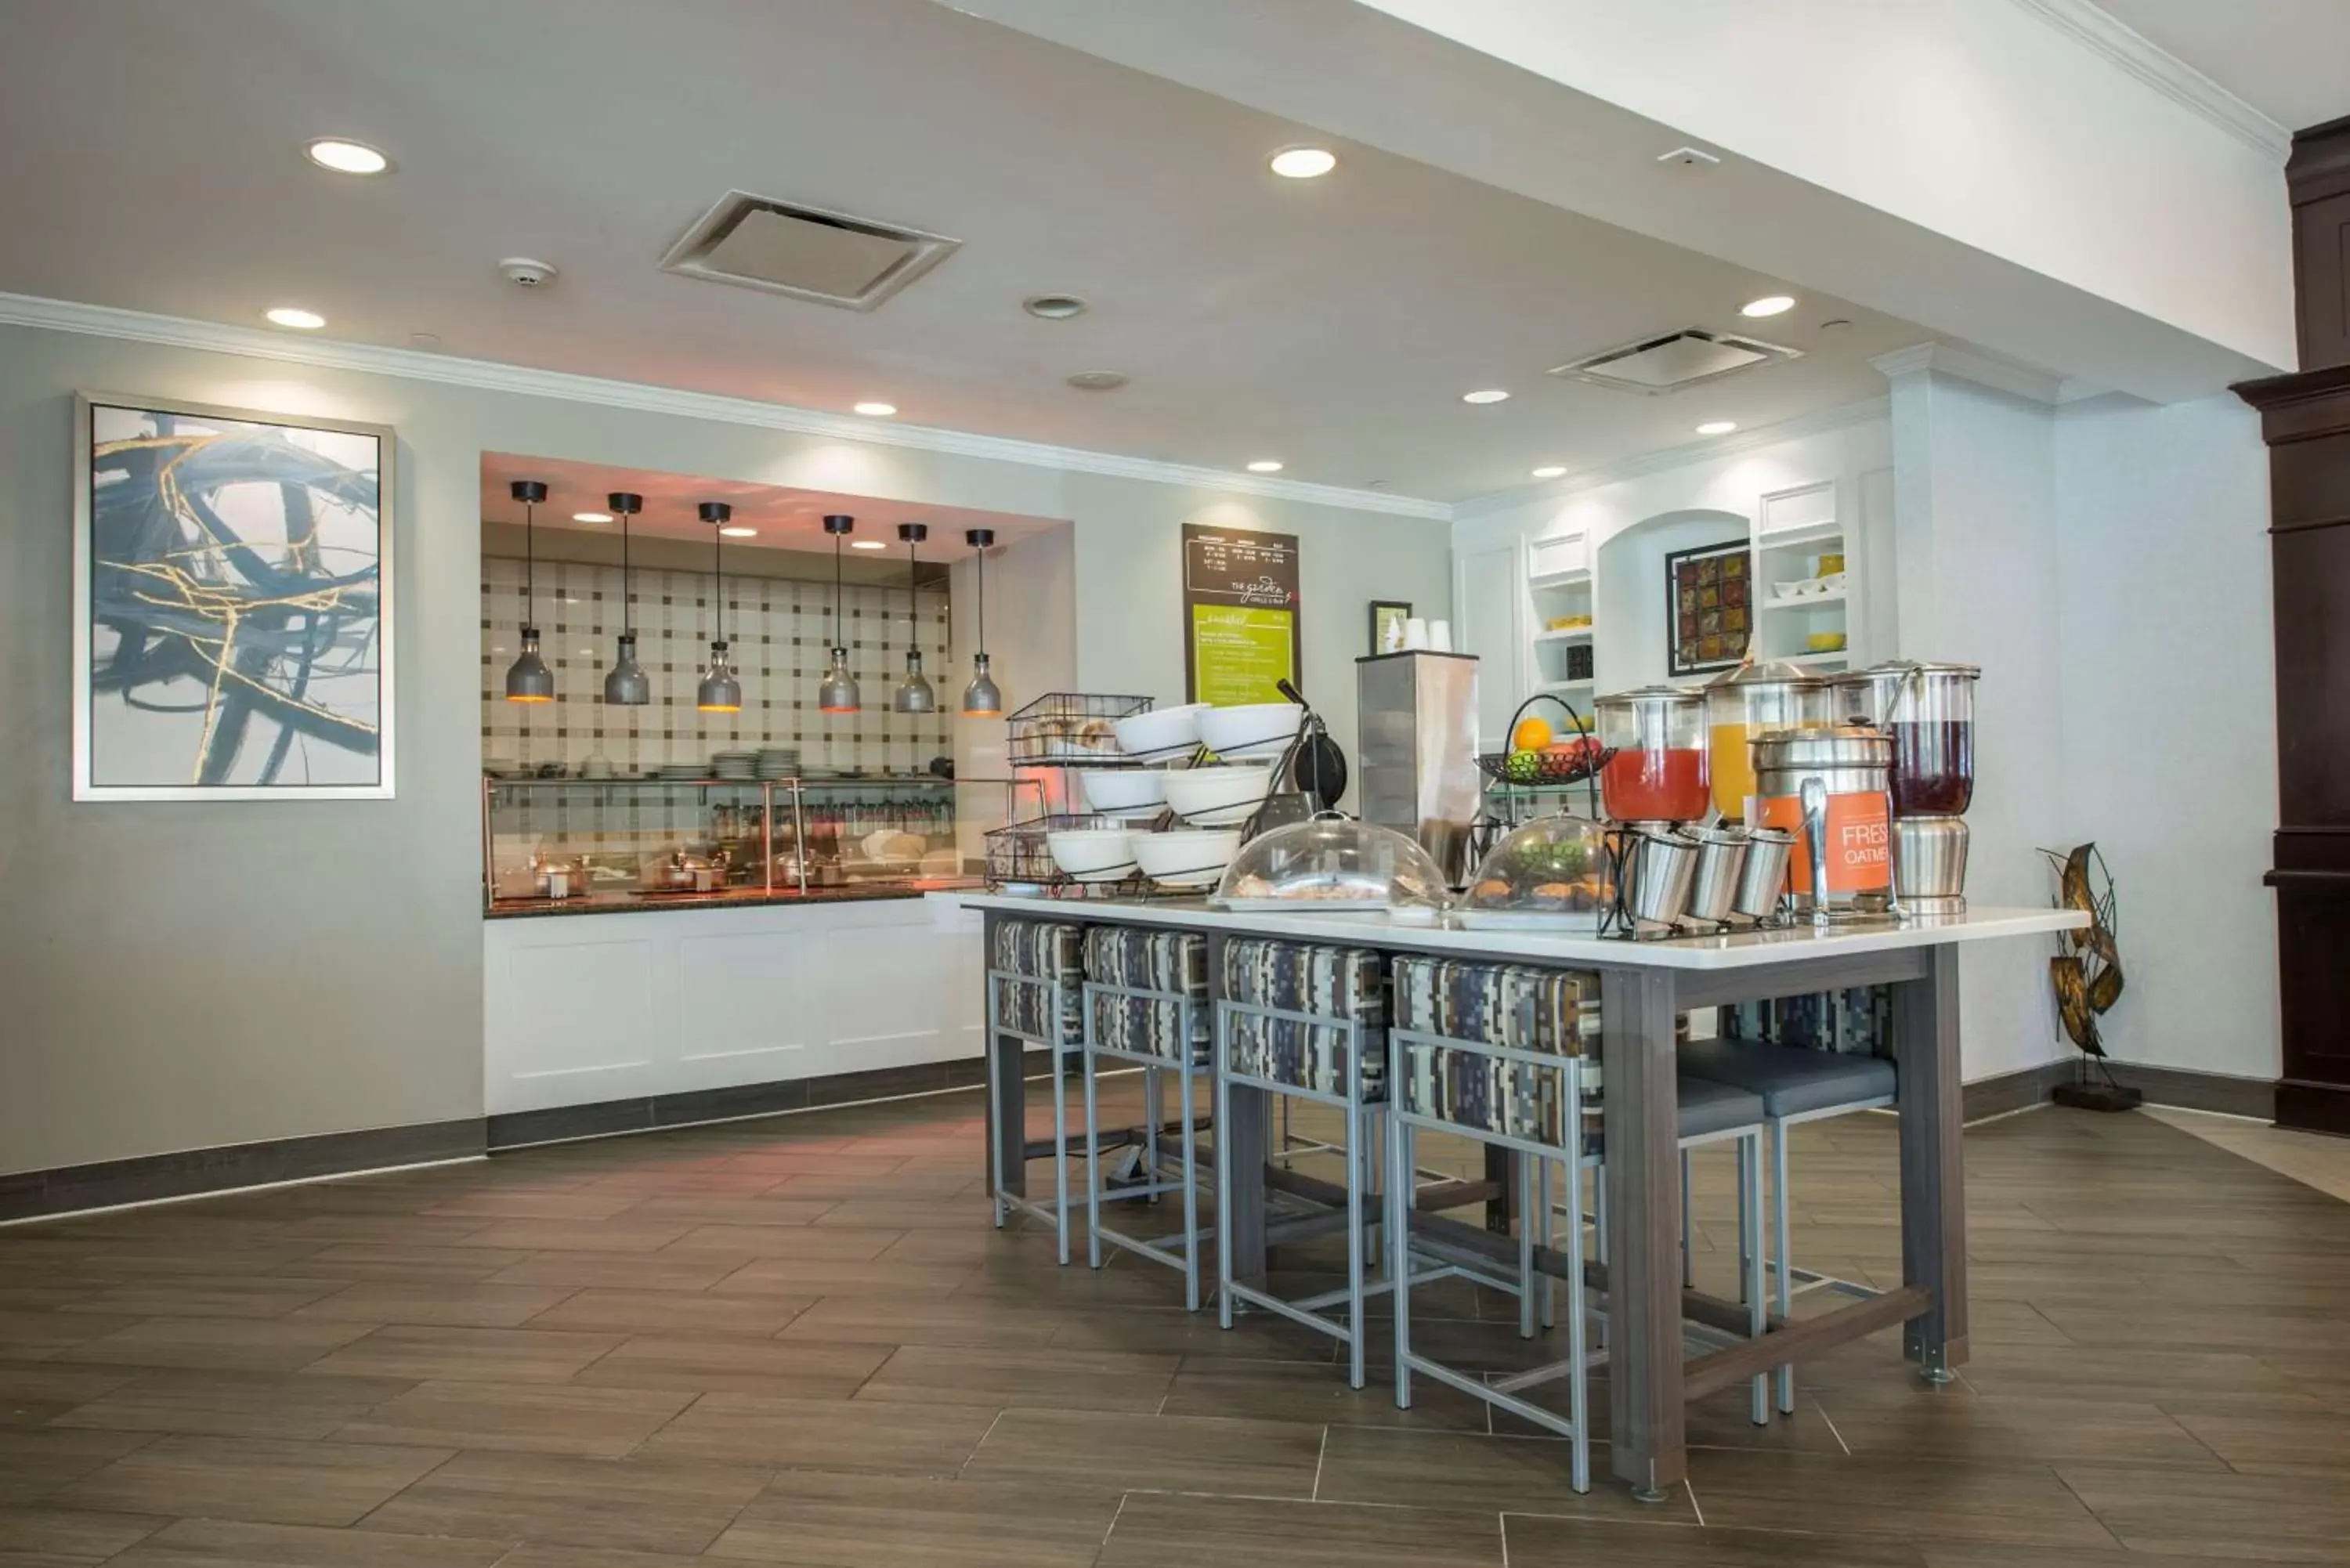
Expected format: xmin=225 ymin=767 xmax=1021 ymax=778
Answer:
xmin=1369 ymin=600 xmax=1412 ymax=655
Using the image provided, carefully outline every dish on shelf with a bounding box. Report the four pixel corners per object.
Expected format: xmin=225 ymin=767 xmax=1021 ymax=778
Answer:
xmin=1112 ymin=703 xmax=1209 ymax=760
xmin=1162 ymin=762 xmax=1278 ymax=826
xmin=1045 ymin=827 xmax=1140 ymax=883
xmin=1806 ymin=631 xmax=1849 ymax=652
xmin=1545 ymin=614 xmax=1593 ymax=631
xmin=1078 ymin=769 xmax=1168 ymax=815
xmin=1197 ymin=703 xmax=1303 ymax=761
xmin=1133 ymin=829 xmax=1242 ymax=888
xmin=1770 ymin=577 xmax=1835 ymax=603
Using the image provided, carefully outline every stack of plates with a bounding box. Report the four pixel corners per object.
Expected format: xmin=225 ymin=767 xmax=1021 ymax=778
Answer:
xmin=657 ymin=762 xmax=706 ymax=782
xmin=711 ymin=751 xmax=759 ymax=781
xmin=757 ymin=747 xmax=801 ymax=779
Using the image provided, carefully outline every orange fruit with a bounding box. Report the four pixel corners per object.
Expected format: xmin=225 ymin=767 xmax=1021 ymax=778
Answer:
xmin=1511 ymin=716 xmax=1553 ymax=752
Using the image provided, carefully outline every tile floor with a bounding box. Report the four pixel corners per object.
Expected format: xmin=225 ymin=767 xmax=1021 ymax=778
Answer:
xmin=0 ymin=1087 xmax=2345 ymax=1566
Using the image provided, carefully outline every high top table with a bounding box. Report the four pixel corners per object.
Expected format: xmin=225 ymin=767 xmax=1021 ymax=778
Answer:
xmin=953 ymin=893 xmax=2084 ymax=1498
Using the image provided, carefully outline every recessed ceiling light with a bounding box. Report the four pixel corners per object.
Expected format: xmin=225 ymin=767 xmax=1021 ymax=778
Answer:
xmin=1066 ymin=370 xmax=1128 ymax=392
xmin=305 ymin=138 xmax=389 ymax=175
xmin=1697 ymin=420 xmax=1738 ymax=435
xmin=1246 ymin=460 xmax=1284 ymax=474
xmin=1740 ymin=294 xmax=1797 ymax=318
xmin=851 ymin=539 xmax=888 ymax=550
xmin=1462 ymin=388 xmax=1510 ymax=405
xmin=1269 ymin=146 xmax=1337 ymax=179
xmin=1022 ymin=294 xmax=1087 ymax=320
xmin=1531 ymin=465 xmax=1567 ymax=479
xmin=852 ymin=401 xmax=897 ymax=417
xmin=571 ymin=511 xmax=612 ymax=523
xmin=264 ymin=307 xmax=326 ymax=330
xmin=720 ymin=526 xmax=757 ymax=538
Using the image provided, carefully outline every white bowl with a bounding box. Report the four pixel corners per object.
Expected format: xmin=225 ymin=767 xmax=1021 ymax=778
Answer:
xmin=1079 ymin=769 xmax=1168 ymax=815
xmin=1198 ymin=703 xmax=1304 ymax=761
xmin=1133 ymin=829 xmax=1242 ymax=888
xmin=1162 ymin=762 xmax=1278 ymax=826
xmin=1045 ymin=828 xmax=1138 ymax=883
xmin=1112 ymin=703 xmax=1209 ymax=760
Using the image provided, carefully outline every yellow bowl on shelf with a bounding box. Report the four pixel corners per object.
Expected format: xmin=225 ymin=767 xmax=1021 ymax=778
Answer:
xmin=1806 ymin=631 xmax=1848 ymax=652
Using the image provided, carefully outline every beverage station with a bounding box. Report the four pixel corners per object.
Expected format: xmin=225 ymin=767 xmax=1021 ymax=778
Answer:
xmin=960 ymin=646 xmax=2073 ymax=1500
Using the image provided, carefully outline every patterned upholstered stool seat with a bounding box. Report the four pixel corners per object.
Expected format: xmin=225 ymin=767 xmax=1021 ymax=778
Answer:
xmin=1084 ymin=925 xmax=1209 ymax=1066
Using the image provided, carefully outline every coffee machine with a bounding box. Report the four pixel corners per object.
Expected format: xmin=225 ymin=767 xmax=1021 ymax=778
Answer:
xmin=1354 ymin=651 xmax=1481 ymax=887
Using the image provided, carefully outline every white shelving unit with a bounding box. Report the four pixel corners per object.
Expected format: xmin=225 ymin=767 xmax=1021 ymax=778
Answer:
xmin=1521 ymin=530 xmax=1597 ymax=705
xmin=1749 ymin=483 xmax=1852 ymax=670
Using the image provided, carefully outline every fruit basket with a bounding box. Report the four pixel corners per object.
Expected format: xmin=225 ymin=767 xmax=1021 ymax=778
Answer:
xmin=1477 ymin=695 xmax=1611 ymax=786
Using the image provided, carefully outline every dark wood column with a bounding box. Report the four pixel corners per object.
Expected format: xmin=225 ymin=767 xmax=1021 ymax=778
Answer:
xmin=2235 ymin=116 xmax=2350 ymax=1137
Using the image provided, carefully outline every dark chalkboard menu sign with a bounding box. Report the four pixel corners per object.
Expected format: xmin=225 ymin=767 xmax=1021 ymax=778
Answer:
xmin=1182 ymin=523 xmax=1301 ymax=705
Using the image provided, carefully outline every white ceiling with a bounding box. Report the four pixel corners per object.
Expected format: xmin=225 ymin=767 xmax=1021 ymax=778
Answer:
xmin=0 ymin=0 xmax=1931 ymax=506
xmin=478 ymin=454 xmax=1061 ymax=558
xmin=2090 ymin=0 xmax=2350 ymax=133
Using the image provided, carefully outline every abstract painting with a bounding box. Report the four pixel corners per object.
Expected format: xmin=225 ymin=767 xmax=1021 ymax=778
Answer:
xmin=74 ymin=395 xmax=395 ymax=799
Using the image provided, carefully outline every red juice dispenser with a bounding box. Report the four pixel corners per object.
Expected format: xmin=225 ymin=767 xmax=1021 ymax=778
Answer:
xmin=1832 ymin=661 xmax=1980 ymax=916
xmin=1593 ymin=685 xmax=1709 ymax=826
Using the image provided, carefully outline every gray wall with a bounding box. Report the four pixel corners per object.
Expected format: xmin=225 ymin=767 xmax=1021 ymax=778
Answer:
xmin=0 ymin=320 xmax=1452 ymax=1176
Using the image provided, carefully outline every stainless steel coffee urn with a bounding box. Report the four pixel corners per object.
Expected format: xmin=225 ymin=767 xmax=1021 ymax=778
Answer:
xmin=1356 ymin=650 xmax=1481 ymax=887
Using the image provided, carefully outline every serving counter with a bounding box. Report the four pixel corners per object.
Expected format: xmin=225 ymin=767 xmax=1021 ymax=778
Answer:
xmin=955 ymin=891 xmax=2083 ymax=1498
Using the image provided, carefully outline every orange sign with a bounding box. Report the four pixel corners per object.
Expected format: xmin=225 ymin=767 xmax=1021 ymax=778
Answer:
xmin=1754 ymin=790 xmax=1892 ymax=895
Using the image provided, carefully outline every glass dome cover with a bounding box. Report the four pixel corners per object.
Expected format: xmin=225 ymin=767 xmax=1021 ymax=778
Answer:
xmin=1212 ymin=814 xmax=1448 ymax=912
xmin=1455 ymin=811 xmax=1617 ymax=930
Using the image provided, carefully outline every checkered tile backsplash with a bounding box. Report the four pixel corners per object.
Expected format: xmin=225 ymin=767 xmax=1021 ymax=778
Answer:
xmin=482 ymin=556 xmax=953 ymax=775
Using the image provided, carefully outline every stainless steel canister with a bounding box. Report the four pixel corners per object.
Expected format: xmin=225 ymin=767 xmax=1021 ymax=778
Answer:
xmin=1893 ymin=815 xmax=1969 ymax=913
xmin=1621 ymin=828 xmax=1701 ymax=927
xmin=1752 ymin=727 xmax=1894 ymax=915
xmin=1683 ymin=826 xmax=1750 ymax=924
xmin=1734 ymin=827 xmax=1795 ymax=919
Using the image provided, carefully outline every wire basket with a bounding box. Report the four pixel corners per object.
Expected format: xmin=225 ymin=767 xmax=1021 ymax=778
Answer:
xmin=1476 ymin=743 xmax=1612 ymax=788
xmin=1005 ymin=692 xmax=1154 ymax=768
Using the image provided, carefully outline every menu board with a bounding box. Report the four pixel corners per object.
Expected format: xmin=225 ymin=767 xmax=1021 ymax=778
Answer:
xmin=1182 ymin=523 xmax=1301 ymax=705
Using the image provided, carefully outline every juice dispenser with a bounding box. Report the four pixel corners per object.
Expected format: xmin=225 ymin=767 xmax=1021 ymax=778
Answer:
xmin=1593 ymin=686 xmax=1709 ymax=825
xmin=1831 ymin=661 xmax=1981 ymax=916
xmin=1702 ymin=662 xmax=1831 ymax=822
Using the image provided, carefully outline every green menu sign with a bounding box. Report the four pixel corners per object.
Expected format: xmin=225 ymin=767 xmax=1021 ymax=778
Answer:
xmin=1182 ymin=523 xmax=1300 ymax=704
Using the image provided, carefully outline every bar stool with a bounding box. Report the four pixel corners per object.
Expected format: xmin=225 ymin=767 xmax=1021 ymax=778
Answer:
xmin=1214 ymin=936 xmax=1388 ymax=1387
xmin=1678 ymin=1033 xmax=1897 ymax=1411
xmin=1388 ymin=955 xmax=1774 ymax=1493
xmin=985 ymin=917 xmax=1086 ymax=1264
xmin=1080 ymin=924 xmax=1214 ymax=1310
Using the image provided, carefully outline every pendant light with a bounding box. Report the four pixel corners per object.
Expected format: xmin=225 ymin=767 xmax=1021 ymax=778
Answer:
xmin=602 ymin=491 xmax=651 ymax=705
xmin=891 ymin=522 xmax=935 ymax=714
xmin=817 ymin=515 xmax=860 ymax=714
xmin=960 ymin=526 xmax=1002 ymax=717
xmin=503 ymin=479 xmax=555 ymax=703
xmin=695 ymin=500 xmax=743 ymax=714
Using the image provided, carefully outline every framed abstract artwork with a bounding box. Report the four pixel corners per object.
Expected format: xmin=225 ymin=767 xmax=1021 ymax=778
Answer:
xmin=1664 ymin=537 xmax=1751 ymax=677
xmin=1368 ymin=599 xmax=1412 ymax=655
xmin=73 ymin=394 xmax=396 ymax=800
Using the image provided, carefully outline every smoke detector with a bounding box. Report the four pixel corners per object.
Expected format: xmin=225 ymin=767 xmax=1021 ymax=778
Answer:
xmin=1066 ymin=370 xmax=1128 ymax=392
xmin=1549 ymin=328 xmax=1801 ymax=396
xmin=660 ymin=191 xmax=960 ymax=312
xmin=500 ymin=258 xmax=559 ymax=288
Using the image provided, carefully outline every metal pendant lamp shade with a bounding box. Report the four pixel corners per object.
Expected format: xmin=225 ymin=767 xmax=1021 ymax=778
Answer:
xmin=960 ymin=526 xmax=1002 ymax=717
xmin=695 ymin=501 xmax=743 ymax=714
xmin=818 ymin=515 xmax=861 ymax=714
xmin=602 ymin=490 xmax=652 ymax=706
xmin=504 ymin=479 xmax=555 ymax=703
xmin=892 ymin=522 xmax=935 ymax=714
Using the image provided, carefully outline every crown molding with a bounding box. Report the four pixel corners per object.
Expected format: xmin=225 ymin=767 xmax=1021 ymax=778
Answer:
xmin=1450 ymin=396 xmax=1889 ymax=522
xmin=1870 ymin=341 xmax=2065 ymax=405
xmin=0 ymin=292 xmax=1451 ymax=522
xmin=2006 ymin=0 xmax=2289 ymax=163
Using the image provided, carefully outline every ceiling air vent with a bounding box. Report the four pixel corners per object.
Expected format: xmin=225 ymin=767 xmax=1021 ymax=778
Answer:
xmin=660 ymin=191 xmax=960 ymax=312
xmin=1548 ymin=328 xmax=1802 ymax=396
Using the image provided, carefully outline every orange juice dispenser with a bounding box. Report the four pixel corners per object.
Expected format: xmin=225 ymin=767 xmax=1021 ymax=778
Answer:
xmin=1702 ymin=662 xmax=1831 ymax=823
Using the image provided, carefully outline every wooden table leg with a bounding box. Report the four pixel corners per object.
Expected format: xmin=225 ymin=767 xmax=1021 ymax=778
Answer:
xmin=1600 ymin=964 xmax=1687 ymax=1500
xmin=1894 ymin=942 xmax=1968 ymax=1380
xmin=1484 ymin=1144 xmax=1516 ymax=1235
xmin=981 ymin=912 xmax=1026 ymax=1216
xmin=1225 ymin=1082 xmax=1270 ymax=1283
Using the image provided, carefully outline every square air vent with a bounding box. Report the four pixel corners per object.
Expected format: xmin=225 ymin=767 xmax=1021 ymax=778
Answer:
xmin=1548 ymin=328 xmax=1802 ymax=395
xmin=660 ymin=191 xmax=960 ymax=312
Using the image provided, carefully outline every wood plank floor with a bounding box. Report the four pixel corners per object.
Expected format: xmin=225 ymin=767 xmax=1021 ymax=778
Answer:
xmin=2 ymin=1087 xmax=2347 ymax=1566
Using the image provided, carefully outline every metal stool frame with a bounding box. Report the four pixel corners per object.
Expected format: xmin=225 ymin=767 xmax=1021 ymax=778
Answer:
xmin=1081 ymin=977 xmax=1216 ymax=1310
xmin=985 ymin=965 xmax=1081 ymax=1265
xmin=1213 ymin=994 xmax=1390 ymax=1389
xmin=1762 ymin=1089 xmax=1897 ymax=1408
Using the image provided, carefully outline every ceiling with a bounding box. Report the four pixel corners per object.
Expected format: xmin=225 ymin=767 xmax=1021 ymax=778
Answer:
xmin=2090 ymin=0 xmax=2350 ymax=133
xmin=478 ymin=454 xmax=1061 ymax=559
xmin=0 ymin=0 xmax=1932 ymax=506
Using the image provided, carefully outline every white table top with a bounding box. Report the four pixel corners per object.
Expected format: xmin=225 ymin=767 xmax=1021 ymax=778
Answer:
xmin=945 ymin=891 xmax=2086 ymax=971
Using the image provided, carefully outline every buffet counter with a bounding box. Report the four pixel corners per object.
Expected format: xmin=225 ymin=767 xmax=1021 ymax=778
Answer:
xmin=485 ymin=877 xmax=978 ymax=920
xmin=955 ymin=890 xmax=2082 ymax=1498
